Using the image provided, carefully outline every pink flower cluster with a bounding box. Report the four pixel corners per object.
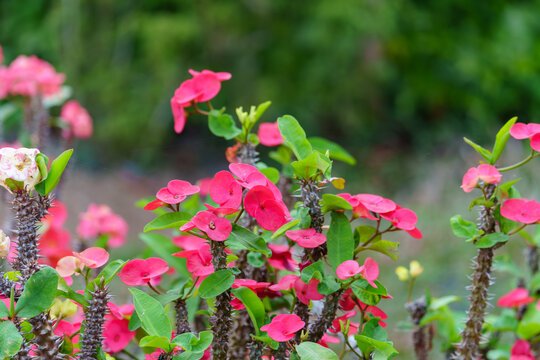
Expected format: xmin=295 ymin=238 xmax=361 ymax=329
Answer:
xmin=510 ymin=339 xmax=535 ymax=360
xmin=60 ymin=100 xmax=93 ymax=139
xmin=460 ymin=164 xmax=501 ymax=193
xmin=510 ymin=122 xmax=540 ymax=152
xmin=171 ymin=69 xmax=231 ymax=134
xmin=339 ymin=193 xmax=422 ymax=238
xmin=77 ymin=204 xmax=128 ymax=248
xmin=39 ymin=201 xmax=72 ymax=267
xmin=0 ymin=52 xmax=65 ymax=99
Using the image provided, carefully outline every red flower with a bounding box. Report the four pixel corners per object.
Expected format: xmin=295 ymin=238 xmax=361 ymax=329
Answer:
xmin=286 ymin=229 xmax=326 ymax=248
xmin=209 ymin=171 xmax=242 ymax=209
xmin=143 ymin=198 xmax=166 ymax=211
xmin=359 ymin=257 xmax=379 ymax=288
xmin=294 ymin=278 xmax=324 ymax=305
xmin=156 ymin=180 xmax=200 ymax=205
xmin=510 ymin=123 xmax=540 ymax=140
xmin=172 ymin=234 xmax=206 ymax=250
xmin=170 ymin=69 xmax=231 ymax=134
xmin=269 ymin=274 xmax=298 ymax=291
xmin=500 ymin=198 xmax=540 ymax=224
xmin=181 ymin=210 xmax=232 ymax=241
xmin=56 ymin=247 xmax=109 ymax=278
xmin=77 ymin=204 xmax=128 ymax=248
xmin=260 ymin=314 xmax=305 ymax=342
xmin=267 ymin=244 xmax=298 ymax=271
xmin=336 ymin=260 xmax=361 ymax=280
xmin=258 ymin=122 xmax=284 ymax=147
xmin=460 ymin=164 xmax=502 ymax=193
xmin=103 ymin=303 xmax=135 ymax=353
xmin=245 ymin=185 xmax=289 ymax=231
xmin=229 ymin=163 xmax=267 ymax=189
xmin=497 ymin=288 xmax=535 ymax=308
xmin=173 ymin=244 xmax=214 ymax=278
xmin=510 ymin=339 xmax=535 ymax=360
xmin=60 ymin=100 xmax=93 ymax=139
xmin=119 ymin=258 xmax=169 ymax=286
xmin=319 ymin=333 xmax=340 ymax=348
xmin=231 ymin=279 xmax=274 ymax=309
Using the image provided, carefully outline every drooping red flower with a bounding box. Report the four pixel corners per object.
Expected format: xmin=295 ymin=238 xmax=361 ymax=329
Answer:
xmin=497 ymin=288 xmax=535 ymax=308
xmin=500 ymin=198 xmax=540 ymax=224
xmin=510 ymin=339 xmax=535 ymax=360
xmin=180 ymin=210 xmax=232 ymax=241
xmin=267 ymin=244 xmax=298 ymax=271
xmin=173 ymin=243 xmax=214 ymax=278
xmin=336 ymin=260 xmax=361 ymax=280
xmin=286 ymin=228 xmax=326 ymax=248
xmin=294 ymin=278 xmax=324 ymax=305
xmin=460 ymin=164 xmax=502 ymax=193
xmin=258 ymin=122 xmax=284 ymax=147
xmin=319 ymin=333 xmax=341 ymax=348
xmin=260 ymin=314 xmax=305 ymax=342
xmin=156 ymin=180 xmax=200 ymax=205
xmin=119 ymin=258 xmax=169 ymax=286
xmin=209 ymin=171 xmax=242 ymax=209
xmin=359 ymin=257 xmax=379 ymax=288
xmin=60 ymin=100 xmax=93 ymax=139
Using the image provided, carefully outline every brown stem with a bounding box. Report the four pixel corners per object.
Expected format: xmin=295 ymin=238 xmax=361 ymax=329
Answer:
xmin=210 ymin=241 xmax=232 ymax=360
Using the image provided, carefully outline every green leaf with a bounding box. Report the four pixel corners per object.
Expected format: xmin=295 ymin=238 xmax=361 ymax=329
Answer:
xmin=227 ymin=224 xmax=270 ymax=257
xmin=463 ymin=137 xmax=492 ymax=163
xmin=95 ymin=259 xmax=126 ymax=284
xmin=429 ymin=296 xmax=461 ymax=310
xmin=259 ymin=167 xmax=280 ymax=184
xmin=130 ymin=288 xmax=171 ymax=338
xmin=208 ymin=110 xmax=242 ymax=140
xmin=0 ymin=298 xmax=9 ymax=318
xmin=271 ymin=219 xmax=300 ymax=240
xmin=309 ymin=137 xmax=356 ymax=165
xmin=321 ymin=194 xmax=352 ymax=213
xmin=231 ymin=287 xmax=266 ymax=335
xmin=16 ymin=266 xmax=58 ymax=318
xmin=277 ymin=115 xmax=313 ymax=160
xmin=450 ymin=215 xmax=479 ymax=239
xmin=469 ymin=197 xmax=495 ymax=211
xmin=35 ymin=153 xmax=49 ymax=182
xmin=254 ymin=101 xmax=272 ymax=122
xmin=296 ymin=342 xmax=338 ymax=360
xmin=317 ymin=275 xmax=341 ymax=295
xmin=354 ymin=335 xmax=398 ymax=360
xmin=327 ymin=212 xmax=354 ymax=272
xmin=491 ymin=117 xmax=517 ymax=164
xmin=247 ymin=252 xmax=266 ymax=268
xmin=350 ymin=279 xmax=387 ymax=306
xmin=139 ymin=336 xmax=172 ymax=351
xmin=291 ymin=151 xmax=331 ymax=179
xmin=198 ymin=269 xmax=235 ymax=299
xmin=301 ymin=261 xmax=325 ymax=283
xmin=475 ymin=233 xmax=508 ymax=248
xmin=357 ymin=240 xmax=399 ymax=261
xmin=0 ymin=321 xmax=23 ymax=358
xmin=362 ymin=318 xmax=388 ymax=342
xmin=34 ymin=149 xmax=73 ymax=196
xmin=173 ymin=352 xmax=205 ymax=360
xmin=139 ymin=232 xmax=189 ymax=277
xmin=128 ymin=311 xmax=141 ymax=331
xmin=172 ymin=331 xmax=213 ymax=352
xmin=143 ymin=212 xmax=191 ymax=232
xmin=252 ymin=335 xmax=279 ymax=350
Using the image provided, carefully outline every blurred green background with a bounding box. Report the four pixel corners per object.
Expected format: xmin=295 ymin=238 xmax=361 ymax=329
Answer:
xmin=2 ymin=0 xmax=540 ymax=358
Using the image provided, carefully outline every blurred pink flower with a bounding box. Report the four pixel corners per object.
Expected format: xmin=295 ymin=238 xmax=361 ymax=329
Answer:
xmin=60 ymin=100 xmax=93 ymax=139
xmin=510 ymin=339 xmax=534 ymax=360
xmin=500 ymin=198 xmax=540 ymax=224
xmin=461 ymin=164 xmax=502 ymax=193
xmin=258 ymin=122 xmax=284 ymax=147
xmin=77 ymin=204 xmax=128 ymax=248
xmin=497 ymin=288 xmax=535 ymax=308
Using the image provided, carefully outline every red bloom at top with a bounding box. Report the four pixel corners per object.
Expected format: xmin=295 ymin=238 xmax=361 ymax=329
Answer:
xmin=260 ymin=314 xmax=305 ymax=342
xmin=338 ymin=193 xmax=396 ymax=220
xmin=257 ymin=122 xmax=284 ymax=147
xmin=510 ymin=339 xmax=535 ymax=360
xmin=460 ymin=164 xmax=502 ymax=193
xmin=180 ymin=210 xmax=232 ymax=241
xmin=286 ymin=228 xmax=326 ymax=248
xmin=245 ymin=185 xmax=289 ymax=231
xmin=156 ymin=180 xmax=200 ymax=205
xmin=170 ymin=69 xmax=231 ymax=134
xmin=60 ymin=100 xmax=93 ymax=139
xmin=209 ymin=171 xmax=242 ymax=209
xmin=497 ymin=288 xmax=535 ymax=308
xmin=500 ymin=198 xmax=540 ymax=224
xmin=119 ymin=258 xmax=169 ymax=286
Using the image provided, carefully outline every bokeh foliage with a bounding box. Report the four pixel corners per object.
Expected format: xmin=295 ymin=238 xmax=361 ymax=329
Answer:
xmin=2 ymin=0 xmax=540 ymax=168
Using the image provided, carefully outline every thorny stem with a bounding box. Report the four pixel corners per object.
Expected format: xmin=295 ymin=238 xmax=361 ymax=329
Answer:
xmin=210 ymin=241 xmax=232 ymax=360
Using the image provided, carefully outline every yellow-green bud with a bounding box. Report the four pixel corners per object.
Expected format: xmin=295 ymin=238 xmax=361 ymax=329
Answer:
xmin=395 ymin=266 xmax=409 ymax=281
xmin=409 ymin=260 xmax=423 ymax=278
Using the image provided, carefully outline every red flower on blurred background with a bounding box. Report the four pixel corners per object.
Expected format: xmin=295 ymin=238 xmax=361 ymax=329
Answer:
xmin=510 ymin=339 xmax=535 ymax=360
xmin=77 ymin=204 xmax=128 ymax=248
xmin=174 ymin=243 xmax=214 ymax=279
xmin=497 ymin=288 xmax=535 ymax=308
xmin=181 ymin=210 xmax=232 ymax=241
xmin=286 ymin=228 xmax=326 ymax=248
xmin=119 ymin=258 xmax=169 ymax=286
xmin=460 ymin=164 xmax=502 ymax=193
xmin=500 ymin=198 xmax=540 ymax=224
xmin=294 ymin=278 xmax=324 ymax=305
xmin=257 ymin=122 xmax=284 ymax=147
xmin=210 ymin=171 xmax=243 ymax=209
xmin=260 ymin=314 xmax=305 ymax=342
xmin=156 ymin=180 xmax=200 ymax=205
xmin=336 ymin=260 xmax=361 ymax=280
xmin=60 ymin=100 xmax=93 ymax=139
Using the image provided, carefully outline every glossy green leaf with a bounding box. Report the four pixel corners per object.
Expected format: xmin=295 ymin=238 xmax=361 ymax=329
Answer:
xmin=469 ymin=197 xmax=495 ymax=211
xmin=227 ymin=224 xmax=270 ymax=257
xmin=301 ymin=261 xmax=325 ymax=283
xmin=491 ymin=116 xmax=517 ymax=164
xmin=321 ymin=194 xmax=352 ymax=213
xmin=130 ymin=288 xmax=171 ymax=338
xmin=231 ymin=287 xmax=266 ymax=334
xmin=475 ymin=233 xmax=508 ymax=248
xmin=354 ymin=335 xmax=398 ymax=360
xmin=0 ymin=321 xmax=23 ymax=358
xmin=35 ymin=153 xmax=49 ymax=182
xmin=143 ymin=212 xmax=191 ymax=232
xmin=198 ymin=269 xmax=235 ymax=299
xmin=172 ymin=331 xmax=213 ymax=352
xmin=208 ymin=110 xmax=242 ymax=140
xmin=450 ymin=215 xmax=479 ymax=239
xmin=327 ymin=212 xmax=354 ymax=272
xmin=309 ymin=137 xmax=356 ymax=165
xmin=296 ymin=342 xmax=338 ymax=360
xmin=357 ymin=240 xmax=399 ymax=261
xmin=259 ymin=167 xmax=280 ymax=184
xmin=173 ymin=352 xmax=205 ymax=360
xmin=291 ymin=151 xmax=331 ymax=179
xmin=271 ymin=219 xmax=300 ymax=240
xmin=277 ymin=115 xmax=313 ymax=160
xmin=16 ymin=266 xmax=58 ymax=318
xmin=254 ymin=101 xmax=272 ymax=122
xmin=96 ymin=259 xmax=126 ymax=284
xmin=463 ymin=137 xmax=492 ymax=163
xmin=35 ymin=149 xmax=73 ymax=196
xmin=0 ymin=298 xmax=8 ymax=318
xmin=139 ymin=336 xmax=172 ymax=351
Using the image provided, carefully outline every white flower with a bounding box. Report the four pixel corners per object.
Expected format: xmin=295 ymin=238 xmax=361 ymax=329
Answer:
xmin=0 ymin=147 xmax=40 ymax=192
xmin=0 ymin=230 xmax=10 ymax=258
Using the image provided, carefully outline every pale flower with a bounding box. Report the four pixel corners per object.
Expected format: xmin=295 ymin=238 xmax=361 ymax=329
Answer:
xmin=0 ymin=230 xmax=10 ymax=258
xmin=0 ymin=147 xmax=40 ymax=192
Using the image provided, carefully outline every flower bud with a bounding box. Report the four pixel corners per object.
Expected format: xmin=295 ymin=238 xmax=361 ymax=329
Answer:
xmin=409 ymin=260 xmax=424 ymax=278
xmin=395 ymin=266 xmax=409 ymax=282
xmin=0 ymin=147 xmax=41 ymax=192
xmin=50 ymin=299 xmax=78 ymax=318
xmin=0 ymin=230 xmax=10 ymax=258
